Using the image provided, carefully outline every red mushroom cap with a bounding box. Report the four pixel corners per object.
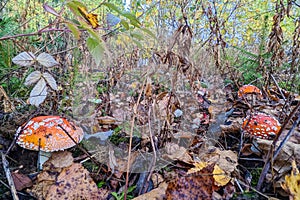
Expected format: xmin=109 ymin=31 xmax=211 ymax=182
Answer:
xmin=238 ymin=85 xmax=262 ymax=98
xmin=242 ymin=113 xmax=281 ymax=139
xmin=16 ymin=116 xmax=84 ymax=152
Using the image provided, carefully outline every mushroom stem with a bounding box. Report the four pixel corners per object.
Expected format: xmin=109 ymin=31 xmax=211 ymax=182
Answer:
xmin=38 ymin=151 xmax=52 ymax=170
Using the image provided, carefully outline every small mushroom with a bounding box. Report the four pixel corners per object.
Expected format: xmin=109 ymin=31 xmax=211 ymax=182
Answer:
xmin=238 ymin=85 xmax=262 ymax=98
xmin=16 ymin=116 xmax=84 ymax=169
xmin=242 ymin=113 xmax=281 ymax=139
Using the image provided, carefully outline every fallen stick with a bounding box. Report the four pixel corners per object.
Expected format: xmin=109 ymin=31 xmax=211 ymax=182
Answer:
xmin=1 ymin=152 xmax=19 ymax=200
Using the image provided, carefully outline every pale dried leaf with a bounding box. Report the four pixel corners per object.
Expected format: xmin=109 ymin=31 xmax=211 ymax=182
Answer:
xmin=24 ymin=71 xmax=42 ymax=86
xmin=12 ymin=52 xmax=36 ymax=66
xmin=36 ymin=52 xmax=59 ymax=67
xmin=43 ymin=3 xmax=60 ymax=16
xmin=29 ymin=78 xmax=47 ymax=107
xmin=42 ymin=72 xmax=57 ymax=90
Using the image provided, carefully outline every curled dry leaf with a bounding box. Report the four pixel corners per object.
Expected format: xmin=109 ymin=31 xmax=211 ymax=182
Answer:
xmin=162 ymin=143 xmax=193 ymax=164
xmin=197 ymin=147 xmax=238 ymax=174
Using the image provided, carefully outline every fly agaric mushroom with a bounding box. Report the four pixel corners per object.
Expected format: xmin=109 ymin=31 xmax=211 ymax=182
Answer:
xmin=16 ymin=116 xmax=84 ymax=169
xmin=242 ymin=113 xmax=281 ymax=139
xmin=238 ymin=85 xmax=262 ymax=98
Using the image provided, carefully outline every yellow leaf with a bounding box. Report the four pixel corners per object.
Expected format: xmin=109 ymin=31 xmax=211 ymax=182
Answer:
xmin=187 ymin=162 xmax=208 ymax=174
xmin=77 ymin=6 xmax=99 ymax=29
xmin=213 ymin=165 xmax=231 ymax=186
xmin=281 ymin=160 xmax=300 ymax=200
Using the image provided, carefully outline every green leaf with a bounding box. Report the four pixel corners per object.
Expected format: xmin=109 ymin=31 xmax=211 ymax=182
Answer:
xmin=132 ymin=39 xmax=143 ymax=48
xmin=66 ymin=22 xmax=81 ymax=40
xmin=122 ymin=12 xmax=141 ymax=28
xmin=120 ymin=19 xmax=129 ymax=30
xmin=67 ymin=0 xmax=87 ymax=17
xmin=140 ymin=27 xmax=156 ymax=39
xmin=131 ymin=32 xmax=144 ymax=40
xmin=102 ymin=2 xmax=122 ymax=14
xmin=86 ymin=37 xmax=105 ymax=66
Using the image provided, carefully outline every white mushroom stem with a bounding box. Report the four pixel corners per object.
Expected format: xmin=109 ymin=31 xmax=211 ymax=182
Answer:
xmin=38 ymin=151 xmax=52 ymax=170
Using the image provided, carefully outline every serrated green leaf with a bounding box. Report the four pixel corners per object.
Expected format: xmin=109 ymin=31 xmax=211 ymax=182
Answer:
xmin=120 ymin=19 xmax=129 ymax=30
xmin=25 ymin=71 xmax=42 ymax=86
xmin=86 ymin=37 xmax=105 ymax=66
xmin=12 ymin=52 xmax=36 ymax=66
xmin=66 ymin=22 xmax=81 ymax=40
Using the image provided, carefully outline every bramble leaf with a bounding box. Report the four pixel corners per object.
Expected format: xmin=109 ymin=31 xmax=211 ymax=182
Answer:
xmin=29 ymin=78 xmax=48 ymax=107
xmin=43 ymin=72 xmax=58 ymax=90
xmin=12 ymin=52 xmax=36 ymax=66
xmin=36 ymin=52 xmax=59 ymax=67
xmin=25 ymin=71 xmax=42 ymax=86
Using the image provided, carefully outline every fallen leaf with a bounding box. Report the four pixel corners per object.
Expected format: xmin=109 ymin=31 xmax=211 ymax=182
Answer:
xmin=12 ymin=172 xmax=33 ymax=191
xmin=162 ymin=143 xmax=193 ymax=164
xmin=213 ymin=164 xmax=231 ymax=187
xmin=281 ymin=160 xmax=300 ymax=200
xmin=29 ymin=152 xmax=109 ymax=200
xmin=166 ymin=163 xmax=219 ymax=200
xmin=133 ymin=182 xmax=168 ymax=200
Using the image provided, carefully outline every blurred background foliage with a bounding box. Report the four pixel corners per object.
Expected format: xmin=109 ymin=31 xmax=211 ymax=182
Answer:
xmin=0 ymin=0 xmax=299 ymax=106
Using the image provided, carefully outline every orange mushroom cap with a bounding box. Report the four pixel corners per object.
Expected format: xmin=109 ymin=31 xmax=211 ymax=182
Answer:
xmin=16 ymin=116 xmax=84 ymax=152
xmin=238 ymin=85 xmax=262 ymax=98
xmin=242 ymin=113 xmax=281 ymax=139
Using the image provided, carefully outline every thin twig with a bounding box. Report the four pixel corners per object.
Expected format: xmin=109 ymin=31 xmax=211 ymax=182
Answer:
xmin=0 ymin=28 xmax=70 ymax=41
xmin=1 ymin=153 xmax=19 ymax=200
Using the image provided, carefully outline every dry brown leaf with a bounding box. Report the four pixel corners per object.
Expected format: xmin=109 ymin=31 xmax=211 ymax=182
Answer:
xmin=29 ymin=152 xmax=109 ymax=200
xmin=12 ymin=172 xmax=33 ymax=191
xmin=43 ymin=151 xmax=73 ymax=169
xmin=132 ymin=182 xmax=168 ymax=200
xmin=197 ymin=147 xmax=238 ymax=174
xmin=46 ymin=163 xmax=106 ymax=199
xmin=187 ymin=161 xmax=231 ymax=187
xmin=166 ymin=163 xmax=219 ymax=200
xmin=256 ymin=138 xmax=300 ymax=173
xmin=162 ymin=143 xmax=193 ymax=164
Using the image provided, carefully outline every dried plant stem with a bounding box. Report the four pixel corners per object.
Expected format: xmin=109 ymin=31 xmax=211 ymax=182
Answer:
xmin=124 ymin=81 xmax=145 ymax=200
xmin=257 ymin=101 xmax=300 ymax=190
xmin=1 ymin=153 xmax=19 ymax=200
